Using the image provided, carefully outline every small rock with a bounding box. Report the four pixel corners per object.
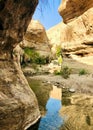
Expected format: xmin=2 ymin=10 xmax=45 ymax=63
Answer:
xmin=69 ymin=88 xmax=76 ymax=93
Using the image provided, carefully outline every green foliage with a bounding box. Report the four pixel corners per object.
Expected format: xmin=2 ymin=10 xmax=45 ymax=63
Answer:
xmin=54 ymin=70 xmax=61 ymax=75
xmin=58 ymin=55 xmax=63 ymax=65
xmin=86 ymin=115 xmax=91 ymax=126
xmin=54 ymin=66 xmax=71 ymax=79
xmin=24 ymin=47 xmax=48 ymax=65
xmin=56 ymin=45 xmax=62 ymax=57
xmin=79 ymin=69 xmax=87 ymax=76
xmin=61 ymin=66 xmax=71 ymax=79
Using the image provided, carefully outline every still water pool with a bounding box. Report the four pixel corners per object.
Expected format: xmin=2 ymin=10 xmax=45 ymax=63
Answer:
xmin=27 ymin=81 xmax=63 ymax=130
xmin=38 ymin=97 xmax=63 ymax=130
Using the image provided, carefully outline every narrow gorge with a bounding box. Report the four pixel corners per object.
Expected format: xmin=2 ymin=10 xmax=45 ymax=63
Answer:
xmin=0 ymin=0 xmax=93 ymax=130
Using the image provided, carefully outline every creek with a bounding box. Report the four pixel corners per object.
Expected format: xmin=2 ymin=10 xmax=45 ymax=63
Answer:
xmin=27 ymin=79 xmax=63 ymax=130
xmin=38 ymin=85 xmax=63 ymax=130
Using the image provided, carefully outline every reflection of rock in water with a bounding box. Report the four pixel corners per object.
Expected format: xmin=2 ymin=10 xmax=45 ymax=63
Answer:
xmin=50 ymin=85 xmax=62 ymax=100
xmin=38 ymin=85 xmax=63 ymax=130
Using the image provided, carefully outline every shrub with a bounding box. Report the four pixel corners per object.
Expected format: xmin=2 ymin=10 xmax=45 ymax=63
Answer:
xmin=61 ymin=66 xmax=71 ymax=79
xmin=24 ymin=47 xmax=48 ymax=65
xmin=54 ymin=66 xmax=71 ymax=79
xmin=79 ymin=69 xmax=87 ymax=75
xmin=56 ymin=45 xmax=62 ymax=57
xmin=54 ymin=70 xmax=61 ymax=75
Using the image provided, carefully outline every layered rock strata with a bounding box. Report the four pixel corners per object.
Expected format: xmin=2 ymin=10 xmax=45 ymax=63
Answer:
xmin=58 ymin=0 xmax=93 ymax=57
xmin=47 ymin=0 xmax=93 ymax=61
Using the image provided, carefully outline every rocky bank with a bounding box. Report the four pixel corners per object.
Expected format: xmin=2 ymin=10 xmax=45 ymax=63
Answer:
xmin=0 ymin=0 xmax=40 ymax=130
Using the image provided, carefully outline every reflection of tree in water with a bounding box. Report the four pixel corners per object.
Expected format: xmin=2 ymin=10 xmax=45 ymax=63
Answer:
xmin=39 ymin=98 xmax=63 ymax=130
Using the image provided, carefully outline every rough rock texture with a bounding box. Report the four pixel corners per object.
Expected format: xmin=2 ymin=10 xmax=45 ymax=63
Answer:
xmin=0 ymin=0 xmax=40 ymax=130
xmin=58 ymin=0 xmax=93 ymax=57
xmin=59 ymin=0 xmax=93 ymax=23
xmin=48 ymin=0 xmax=93 ymax=60
xmin=21 ymin=20 xmax=51 ymax=57
xmin=47 ymin=22 xmax=66 ymax=54
xmin=0 ymin=60 xmax=40 ymax=130
xmin=0 ymin=0 xmax=38 ymax=54
xmin=57 ymin=0 xmax=93 ymax=129
xmin=61 ymin=94 xmax=93 ymax=130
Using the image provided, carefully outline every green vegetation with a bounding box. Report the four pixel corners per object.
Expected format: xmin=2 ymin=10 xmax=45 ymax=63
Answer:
xmin=54 ymin=70 xmax=61 ymax=75
xmin=54 ymin=66 xmax=71 ymax=79
xmin=79 ymin=69 xmax=88 ymax=76
xmin=56 ymin=45 xmax=62 ymax=57
xmin=86 ymin=115 xmax=91 ymax=126
xmin=23 ymin=47 xmax=49 ymax=65
xmin=61 ymin=66 xmax=71 ymax=79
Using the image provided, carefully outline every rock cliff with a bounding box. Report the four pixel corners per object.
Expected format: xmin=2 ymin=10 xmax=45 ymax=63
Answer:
xmin=48 ymin=0 xmax=93 ymax=64
xmin=59 ymin=2 xmax=93 ymax=57
xmin=57 ymin=0 xmax=93 ymax=129
xmin=21 ymin=20 xmax=51 ymax=57
xmin=0 ymin=0 xmax=40 ymax=130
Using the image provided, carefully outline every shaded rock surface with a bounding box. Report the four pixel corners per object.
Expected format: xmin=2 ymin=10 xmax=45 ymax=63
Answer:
xmin=0 ymin=60 xmax=40 ymax=130
xmin=21 ymin=20 xmax=51 ymax=57
xmin=0 ymin=0 xmax=40 ymax=130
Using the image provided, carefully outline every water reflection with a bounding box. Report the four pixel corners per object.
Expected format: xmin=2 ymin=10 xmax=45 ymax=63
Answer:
xmin=39 ymin=98 xmax=63 ymax=130
xmin=38 ymin=85 xmax=63 ymax=130
xmin=28 ymin=85 xmax=63 ymax=130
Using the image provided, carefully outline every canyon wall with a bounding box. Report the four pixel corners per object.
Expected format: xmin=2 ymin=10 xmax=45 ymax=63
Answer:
xmin=22 ymin=20 xmax=51 ymax=57
xmin=58 ymin=0 xmax=93 ymax=130
xmin=0 ymin=0 xmax=40 ymax=130
xmin=48 ymin=0 xmax=93 ymax=61
xmin=58 ymin=0 xmax=93 ymax=57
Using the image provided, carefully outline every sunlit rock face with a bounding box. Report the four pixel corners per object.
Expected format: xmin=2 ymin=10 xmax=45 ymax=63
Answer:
xmin=21 ymin=20 xmax=51 ymax=57
xmin=58 ymin=0 xmax=93 ymax=58
xmin=0 ymin=0 xmax=40 ymax=130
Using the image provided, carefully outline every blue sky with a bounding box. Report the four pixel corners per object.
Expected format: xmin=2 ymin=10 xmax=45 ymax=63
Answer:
xmin=33 ymin=0 xmax=62 ymax=30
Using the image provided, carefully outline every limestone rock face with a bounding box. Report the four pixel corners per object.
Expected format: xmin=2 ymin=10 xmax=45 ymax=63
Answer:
xmin=47 ymin=22 xmax=66 ymax=54
xmin=0 ymin=0 xmax=40 ymax=130
xmin=22 ymin=20 xmax=50 ymax=57
xmin=48 ymin=0 xmax=93 ymax=62
xmin=58 ymin=0 xmax=93 ymax=58
xmin=59 ymin=0 xmax=93 ymax=23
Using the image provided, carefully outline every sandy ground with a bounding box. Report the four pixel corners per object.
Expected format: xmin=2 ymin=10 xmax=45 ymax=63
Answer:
xmin=27 ymin=57 xmax=93 ymax=96
xmin=70 ymin=55 xmax=93 ymax=66
xmin=30 ymin=73 xmax=93 ymax=95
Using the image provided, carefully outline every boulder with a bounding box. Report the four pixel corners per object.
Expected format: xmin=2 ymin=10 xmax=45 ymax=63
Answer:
xmin=21 ymin=20 xmax=51 ymax=57
xmin=0 ymin=0 xmax=40 ymax=130
xmin=59 ymin=0 xmax=93 ymax=57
